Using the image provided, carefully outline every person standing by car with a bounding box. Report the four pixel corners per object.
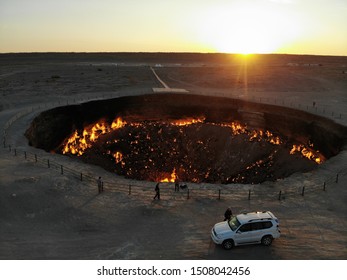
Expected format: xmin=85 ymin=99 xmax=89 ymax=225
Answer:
xmin=224 ymin=207 xmax=232 ymax=221
xmin=154 ymin=182 xmax=160 ymax=200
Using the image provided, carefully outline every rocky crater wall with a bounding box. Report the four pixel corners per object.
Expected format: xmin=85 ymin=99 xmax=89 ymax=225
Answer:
xmin=26 ymin=94 xmax=347 ymax=159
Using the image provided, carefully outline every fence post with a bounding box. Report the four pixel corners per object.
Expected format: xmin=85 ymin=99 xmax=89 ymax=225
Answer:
xmin=301 ymin=186 xmax=305 ymax=196
xmin=60 ymin=165 xmax=63 ymax=175
xmin=278 ymin=190 xmax=282 ymax=201
xmin=248 ymin=190 xmax=251 ymax=200
xmin=335 ymin=174 xmax=339 ymax=183
xmin=218 ymin=189 xmax=221 ymax=200
xmin=47 ymin=159 xmax=50 ymax=168
xmin=323 ymin=182 xmax=326 ymax=191
xmin=128 ymin=185 xmax=131 ymax=195
xmin=80 ymin=173 xmax=83 ymax=181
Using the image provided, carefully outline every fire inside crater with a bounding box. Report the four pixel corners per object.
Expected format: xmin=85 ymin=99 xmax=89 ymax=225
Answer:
xmin=61 ymin=117 xmax=323 ymax=184
xmin=25 ymin=94 xmax=347 ymax=184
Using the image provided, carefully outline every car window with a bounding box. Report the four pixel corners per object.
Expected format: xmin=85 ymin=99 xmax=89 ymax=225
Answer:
xmin=228 ymin=216 xmax=241 ymax=231
xmin=262 ymin=221 xmax=273 ymax=229
xmin=238 ymin=223 xmax=251 ymax=232
xmin=251 ymin=222 xmax=263 ymax=231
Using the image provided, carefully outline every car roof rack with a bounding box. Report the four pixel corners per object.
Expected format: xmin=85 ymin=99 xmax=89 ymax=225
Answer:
xmin=248 ymin=218 xmax=273 ymax=222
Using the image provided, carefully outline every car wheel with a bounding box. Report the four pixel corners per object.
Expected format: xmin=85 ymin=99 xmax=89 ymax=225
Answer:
xmin=222 ymin=239 xmax=234 ymax=250
xmin=261 ymin=235 xmax=273 ymax=246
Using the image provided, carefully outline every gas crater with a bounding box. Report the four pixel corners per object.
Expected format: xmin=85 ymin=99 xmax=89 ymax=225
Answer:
xmin=25 ymin=94 xmax=347 ymax=184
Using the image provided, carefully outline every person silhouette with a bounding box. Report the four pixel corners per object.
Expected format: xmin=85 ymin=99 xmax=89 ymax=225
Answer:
xmin=97 ymin=176 xmax=103 ymax=194
xmin=174 ymin=179 xmax=179 ymax=192
xmin=154 ymin=182 xmax=160 ymax=200
xmin=224 ymin=207 xmax=232 ymax=221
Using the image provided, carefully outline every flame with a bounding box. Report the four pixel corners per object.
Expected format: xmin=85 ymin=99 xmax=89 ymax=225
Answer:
xmin=290 ymin=144 xmax=323 ymax=164
xmin=250 ymin=130 xmax=261 ymax=141
xmin=171 ymin=118 xmax=205 ymax=126
xmin=62 ymin=117 xmax=126 ymax=156
xmin=225 ymin=122 xmax=281 ymax=145
xmin=112 ymin=117 xmax=127 ymax=129
xmin=160 ymin=168 xmax=177 ymax=182
xmin=269 ymin=136 xmax=281 ymax=145
xmin=113 ymin=151 xmax=123 ymax=163
xmin=229 ymin=122 xmax=247 ymax=135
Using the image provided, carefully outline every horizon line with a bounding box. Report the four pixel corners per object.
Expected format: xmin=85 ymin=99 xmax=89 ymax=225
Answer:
xmin=0 ymin=51 xmax=346 ymax=57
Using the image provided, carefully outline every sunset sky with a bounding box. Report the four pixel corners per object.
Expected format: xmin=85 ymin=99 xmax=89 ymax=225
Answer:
xmin=1 ymin=0 xmax=346 ymax=55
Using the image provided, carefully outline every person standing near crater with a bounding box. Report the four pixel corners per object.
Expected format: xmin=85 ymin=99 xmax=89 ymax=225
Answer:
xmin=154 ymin=182 xmax=160 ymax=200
xmin=174 ymin=179 xmax=180 ymax=192
xmin=97 ymin=176 xmax=104 ymax=194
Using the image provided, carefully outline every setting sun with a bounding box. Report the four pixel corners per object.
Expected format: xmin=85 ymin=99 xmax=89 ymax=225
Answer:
xmin=192 ymin=1 xmax=303 ymax=54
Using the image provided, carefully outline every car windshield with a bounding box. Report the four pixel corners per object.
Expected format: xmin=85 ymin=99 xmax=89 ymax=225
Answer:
xmin=228 ymin=216 xmax=241 ymax=231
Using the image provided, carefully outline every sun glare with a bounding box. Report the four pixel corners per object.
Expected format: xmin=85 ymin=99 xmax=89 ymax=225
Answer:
xmin=194 ymin=2 xmax=302 ymax=54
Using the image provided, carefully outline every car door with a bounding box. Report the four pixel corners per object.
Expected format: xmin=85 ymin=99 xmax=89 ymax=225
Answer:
xmin=249 ymin=222 xmax=264 ymax=243
xmin=234 ymin=223 xmax=253 ymax=245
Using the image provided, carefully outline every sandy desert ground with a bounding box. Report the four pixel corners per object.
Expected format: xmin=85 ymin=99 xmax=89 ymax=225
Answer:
xmin=0 ymin=53 xmax=347 ymax=259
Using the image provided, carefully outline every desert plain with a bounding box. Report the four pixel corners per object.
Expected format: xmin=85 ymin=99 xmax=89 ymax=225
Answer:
xmin=0 ymin=53 xmax=347 ymax=259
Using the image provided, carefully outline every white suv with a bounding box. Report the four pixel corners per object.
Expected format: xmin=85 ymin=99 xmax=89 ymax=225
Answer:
xmin=211 ymin=211 xmax=281 ymax=249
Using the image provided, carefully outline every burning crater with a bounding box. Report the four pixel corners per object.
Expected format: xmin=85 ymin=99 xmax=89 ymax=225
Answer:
xmin=26 ymin=94 xmax=347 ymax=184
